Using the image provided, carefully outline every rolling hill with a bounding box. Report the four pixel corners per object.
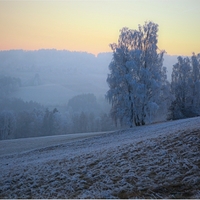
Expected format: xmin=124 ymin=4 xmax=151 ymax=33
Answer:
xmin=0 ymin=117 xmax=200 ymax=198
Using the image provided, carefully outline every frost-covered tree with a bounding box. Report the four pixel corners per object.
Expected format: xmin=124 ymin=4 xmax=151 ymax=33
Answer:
xmin=191 ymin=53 xmax=200 ymax=113
xmin=0 ymin=110 xmax=16 ymax=140
xmin=42 ymin=108 xmax=58 ymax=136
xmin=171 ymin=56 xmax=192 ymax=119
xmin=170 ymin=53 xmax=200 ymax=119
xmin=106 ymin=21 xmax=169 ymax=127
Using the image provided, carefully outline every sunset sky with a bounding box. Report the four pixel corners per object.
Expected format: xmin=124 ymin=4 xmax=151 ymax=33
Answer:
xmin=0 ymin=0 xmax=199 ymax=56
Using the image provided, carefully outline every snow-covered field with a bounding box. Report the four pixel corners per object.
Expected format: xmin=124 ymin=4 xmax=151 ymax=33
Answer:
xmin=0 ymin=117 xmax=200 ymax=198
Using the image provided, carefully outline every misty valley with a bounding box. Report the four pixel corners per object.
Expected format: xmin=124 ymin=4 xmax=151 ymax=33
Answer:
xmin=0 ymin=48 xmax=197 ymax=140
xmin=0 ymin=50 xmax=117 ymax=140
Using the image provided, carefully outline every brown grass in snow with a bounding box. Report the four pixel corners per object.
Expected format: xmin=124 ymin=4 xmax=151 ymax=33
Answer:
xmin=0 ymin=128 xmax=200 ymax=199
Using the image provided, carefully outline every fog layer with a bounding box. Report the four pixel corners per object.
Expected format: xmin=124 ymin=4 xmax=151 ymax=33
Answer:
xmin=0 ymin=49 xmax=176 ymax=106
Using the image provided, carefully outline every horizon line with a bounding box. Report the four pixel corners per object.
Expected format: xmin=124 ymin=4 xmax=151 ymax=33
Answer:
xmin=0 ymin=48 xmax=194 ymax=57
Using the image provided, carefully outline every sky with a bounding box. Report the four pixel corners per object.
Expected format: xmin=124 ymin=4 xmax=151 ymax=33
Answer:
xmin=0 ymin=0 xmax=200 ymax=56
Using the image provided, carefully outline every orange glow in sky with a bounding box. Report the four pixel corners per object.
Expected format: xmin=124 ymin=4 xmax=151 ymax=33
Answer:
xmin=0 ymin=0 xmax=200 ymax=56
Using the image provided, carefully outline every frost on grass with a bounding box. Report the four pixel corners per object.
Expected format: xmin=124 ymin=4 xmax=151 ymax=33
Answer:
xmin=0 ymin=117 xmax=200 ymax=198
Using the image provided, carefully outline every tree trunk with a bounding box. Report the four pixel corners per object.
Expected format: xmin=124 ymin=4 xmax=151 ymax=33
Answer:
xmin=134 ymin=115 xmax=141 ymax=126
xmin=130 ymin=101 xmax=134 ymax=127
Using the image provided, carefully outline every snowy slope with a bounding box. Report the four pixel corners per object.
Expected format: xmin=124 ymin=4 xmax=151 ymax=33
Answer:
xmin=0 ymin=117 xmax=200 ymax=198
xmin=0 ymin=131 xmax=113 ymax=157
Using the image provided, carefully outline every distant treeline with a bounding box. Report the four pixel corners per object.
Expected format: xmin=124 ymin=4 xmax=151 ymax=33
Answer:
xmin=0 ymin=49 xmax=176 ymax=79
xmin=0 ymin=94 xmax=115 ymax=140
xmin=0 ymin=49 xmax=111 ymax=74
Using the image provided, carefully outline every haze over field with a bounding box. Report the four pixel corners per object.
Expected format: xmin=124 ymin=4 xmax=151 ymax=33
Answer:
xmin=0 ymin=50 xmax=176 ymax=105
